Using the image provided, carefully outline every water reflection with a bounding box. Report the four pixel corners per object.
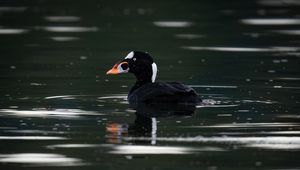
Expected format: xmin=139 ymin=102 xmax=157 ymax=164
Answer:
xmin=44 ymin=16 xmax=81 ymax=22
xmin=41 ymin=26 xmax=98 ymax=32
xmin=106 ymin=115 xmax=157 ymax=144
xmin=153 ymin=21 xmax=193 ymax=27
xmin=182 ymin=46 xmax=300 ymax=52
xmin=190 ymin=122 xmax=300 ymax=128
xmin=50 ymin=36 xmax=80 ymax=42
xmin=110 ymin=145 xmax=226 ymax=154
xmin=0 ymin=28 xmax=28 ymax=34
xmin=258 ymin=0 xmax=300 ymax=6
xmin=122 ymin=136 xmax=300 ymax=150
xmin=108 ymin=145 xmax=196 ymax=154
xmin=0 ymin=108 xmax=104 ymax=118
xmin=0 ymin=153 xmax=83 ymax=166
xmin=0 ymin=7 xmax=27 ymax=12
xmin=47 ymin=144 xmax=105 ymax=149
xmin=174 ymin=34 xmax=204 ymax=39
xmin=45 ymin=95 xmax=89 ymax=99
xmin=0 ymin=0 xmax=299 ymax=168
xmin=0 ymin=136 xmax=67 ymax=140
xmin=4 ymin=129 xmax=66 ymax=134
xmin=241 ymin=19 xmax=300 ymax=25
xmin=106 ymin=102 xmax=195 ymax=145
xmin=47 ymin=143 xmax=225 ymax=155
xmin=275 ymin=30 xmax=300 ymax=35
xmin=189 ymin=85 xmax=237 ymax=89
xmin=247 ymin=143 xmax=300 ymax=149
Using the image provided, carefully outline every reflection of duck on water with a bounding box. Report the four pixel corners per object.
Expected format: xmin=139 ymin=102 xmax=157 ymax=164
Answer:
xmin=106 ymin=102 xmax=195 ymax=145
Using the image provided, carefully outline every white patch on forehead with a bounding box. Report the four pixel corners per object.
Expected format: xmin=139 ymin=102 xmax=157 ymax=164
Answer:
xmin=125 ymin=51 xmax=134 ymax=59
xmin=151 ymin=62 xmax=157 ymax=83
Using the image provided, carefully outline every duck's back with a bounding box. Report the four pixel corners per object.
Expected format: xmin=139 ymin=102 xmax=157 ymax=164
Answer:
xmin=128 ymin=82 xmax=200 ymax=106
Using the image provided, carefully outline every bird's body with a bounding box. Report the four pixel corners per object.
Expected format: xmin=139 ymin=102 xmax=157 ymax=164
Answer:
xmin=128 ymin=82 xmax=199 ymax=106
xmin=106 ymin=51 xmax=201 ymax=109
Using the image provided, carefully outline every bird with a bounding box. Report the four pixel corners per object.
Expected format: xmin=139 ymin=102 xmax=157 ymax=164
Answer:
xmin=106 ymin=51 xmax=201 ymax=109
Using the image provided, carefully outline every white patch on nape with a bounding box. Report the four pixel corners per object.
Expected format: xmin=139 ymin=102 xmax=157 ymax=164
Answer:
xmin=151 ymin=62 xmax=157 ymax=83
xmin=125 ymin=51 xmax=134 ymax=59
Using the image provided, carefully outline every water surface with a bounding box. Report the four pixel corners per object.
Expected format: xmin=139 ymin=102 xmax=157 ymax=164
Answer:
xmin=0 ymin=0 xmax=300 ymax=169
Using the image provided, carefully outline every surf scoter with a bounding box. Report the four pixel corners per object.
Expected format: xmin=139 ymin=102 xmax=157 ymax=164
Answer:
xmin=106 ymin=51 xmax=201 ymax=108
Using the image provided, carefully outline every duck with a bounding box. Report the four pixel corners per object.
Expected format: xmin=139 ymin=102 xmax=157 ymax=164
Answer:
xmin=106 ymin=51 xmax=201 ymax=108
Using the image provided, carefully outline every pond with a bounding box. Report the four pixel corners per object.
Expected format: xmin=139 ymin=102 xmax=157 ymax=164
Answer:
xmin=0 ymin=0 xmax=300 ymax=169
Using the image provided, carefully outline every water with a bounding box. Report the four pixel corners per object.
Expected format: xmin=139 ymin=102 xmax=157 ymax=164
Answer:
xmin=1 ymin=0 xmax=300 ymax=169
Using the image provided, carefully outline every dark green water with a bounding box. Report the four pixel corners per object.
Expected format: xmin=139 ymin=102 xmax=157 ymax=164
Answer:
xmin=1 ymin=0 xmax=300 ymax=169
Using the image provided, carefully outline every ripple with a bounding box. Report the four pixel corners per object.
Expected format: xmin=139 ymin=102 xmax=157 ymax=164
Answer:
xmin=41 ymin=26 xmax=98 ymax=32
xmin=0 ymin=28 xmax=28 ymax=34
xmin=188 ymin=122 xmax=300 ymax=128
xmin=0 ymin=109 xmax=104 ymax=118
xmin=189 ymin=85 xmax=237 ymax=88
xmin=0 ymin=127 xmax=17 ymax=130
xmin=262 ymin=131 xmax=300 ymax=135
xmin=0 ymin=7 xmax=27 ymax=12
xmin=0 ymin=153 xmax=83 ymax=166
xmin=219 ymin=131 xmax=300 ymax=135
xmin=44 ymin=16 xmax=81 ymax=22
xmin=44 ymin=95 xmax=83 ymax=99
xmin=97 ymin=95 xmax=128 ymax=104
xmin=30 ymin=83 xmax=46 ymax=86
xmin=247 ymin=143 xmax=300 ymax=149
xmin=0 ymin=136 xmax=67 ymax=140
xmin=258 ymin=0 xmax=300 ymax=6
xmin=109 ymin=145 xmax=224 ymax=154
xmin=123 ymin=136 xmax=300 ymax=150
xmin=196 ymin=97 xmax=239 ymax=108
xmin=47 ymin=144 xmax=106 ymax=149
xmin=44 ymin=94 xmax=127 ymax=105
xmin=197 ymin=104 xmax=238 ymax=108
xmin=217 ymin=114 xmax=232 ymax=117
xmin=98 ymin=95 xmax=127 ymax=100
xmin=277 ymin=114 xmax=300 ymax=119
xmin=275 ymin=30 xmax=300 ymax=35
xmin=182 ymin=46 xmax=300 ymax=52
xmin=4 ymin=129 xmax=66 ymax=134
xmin=124 ymin=136 xmax=300 ymax=144
xmin=153 ymin=21 xmax=193 ymax=28
xmin=272 ymin=86 xmax=300 ymax=89
xmin=241 ymin=99 xmax=277 ymax=104
xmin=50 ymin=36 xmax=80 ymax=42
xmin=278 ymin=77 xmax=300 ymax=81
xmin=174 ymin=34 xmax=204 ymax=39
xmin=241 ymin=19 xmax=300 ymax=25
xmin=46 ymin=144 xmax=225 ymax=154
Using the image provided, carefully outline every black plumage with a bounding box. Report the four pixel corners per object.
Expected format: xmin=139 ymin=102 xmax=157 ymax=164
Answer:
xmin=106 ymin=51 xmax=201 ymax=109
xmin=128 ymin=82 xmax=200 ymax=106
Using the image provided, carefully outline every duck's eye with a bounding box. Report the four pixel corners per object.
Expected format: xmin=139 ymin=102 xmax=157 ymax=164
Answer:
xmin=121 ymin=63 xmax=128 ymax=70
xmin=133 ymin=57 xmax=136 ymax=61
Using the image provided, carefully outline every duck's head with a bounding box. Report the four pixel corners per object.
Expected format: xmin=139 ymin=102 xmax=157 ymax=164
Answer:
xmin=106 ymin=51 xmax=157 ymax=83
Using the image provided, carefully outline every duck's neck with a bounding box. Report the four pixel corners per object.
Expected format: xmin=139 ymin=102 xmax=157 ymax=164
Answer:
xmin=130 ymin=63 xmax=157 ymax=93
xmin=136 ymin=79 xmax=151 ymax=87
xmin=130 ymin=79 xmax=151 ymax=94
xmin=133 ymin=68 xmax=153 ymax=86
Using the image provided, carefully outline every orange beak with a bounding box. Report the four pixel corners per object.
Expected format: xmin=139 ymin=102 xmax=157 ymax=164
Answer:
xmin=106 ymin=62 xmax=128 ymax=75
xmin=106 ymin=63 xmax=119 ymax=75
